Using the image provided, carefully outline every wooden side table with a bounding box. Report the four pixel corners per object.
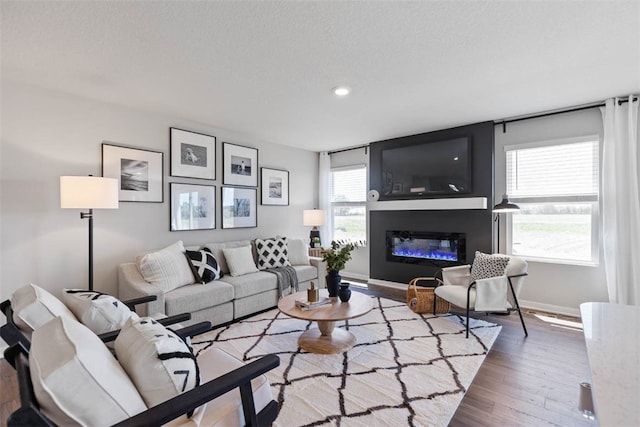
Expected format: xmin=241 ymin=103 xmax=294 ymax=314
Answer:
xmin=308 ymin=248 xmax=323 ymax=257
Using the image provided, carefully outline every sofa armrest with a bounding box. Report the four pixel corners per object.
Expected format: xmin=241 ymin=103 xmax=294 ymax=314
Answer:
xmin=309 ymin=257 xmax=326 ymax=289
xmin=118 ymin=263 xmax=164 ymax=317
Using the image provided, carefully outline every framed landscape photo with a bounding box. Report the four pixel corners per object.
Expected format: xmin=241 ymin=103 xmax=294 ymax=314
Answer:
xmin=221 ymin=186 xmax=257 ymax=229
xmin=102 ymin=143 xmax=163 ymax=202
xmin=170 ymin=183 xmax=216 ymax=231
xmin=223 ymin=142 xmax=258 ymax=187
xmin=170 ymin=128 xmax=216 ymax=180
xmin=261 ymin=167 xmax=289 ymax=205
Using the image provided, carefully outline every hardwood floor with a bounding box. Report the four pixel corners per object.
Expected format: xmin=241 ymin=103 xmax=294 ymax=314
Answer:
xmin=1 ymin=284 xmax=594 ymax=427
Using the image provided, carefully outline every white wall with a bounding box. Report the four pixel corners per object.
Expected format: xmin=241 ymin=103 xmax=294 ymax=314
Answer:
xmin=494 ymin=108 xmax=609 ymax=315
xmin=0 ymin=82 xmax=318 ymax=303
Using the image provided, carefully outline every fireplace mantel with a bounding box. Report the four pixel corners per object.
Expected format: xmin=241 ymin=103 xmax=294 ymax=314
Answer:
xmin=368 ymin=197 xmax=487 ymax=211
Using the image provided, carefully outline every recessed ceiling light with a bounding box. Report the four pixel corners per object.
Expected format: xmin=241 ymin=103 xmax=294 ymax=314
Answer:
xmin=333 ymin=86 xmax=351 ymax=97
xmin=453 ymin=156 xmax=459 ymax=161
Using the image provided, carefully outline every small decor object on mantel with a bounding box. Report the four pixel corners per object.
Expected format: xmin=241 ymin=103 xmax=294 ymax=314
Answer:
xmin=321 ymin=240 xmax=360 ymax=298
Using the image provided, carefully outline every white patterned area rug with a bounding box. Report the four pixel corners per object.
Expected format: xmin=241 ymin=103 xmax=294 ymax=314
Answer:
xmin=191 ymin=296 xmax=501 ymax=427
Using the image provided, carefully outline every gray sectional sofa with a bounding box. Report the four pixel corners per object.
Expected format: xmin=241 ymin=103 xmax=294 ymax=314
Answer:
xmin=118 ymin=239 xmax=325 ymax=327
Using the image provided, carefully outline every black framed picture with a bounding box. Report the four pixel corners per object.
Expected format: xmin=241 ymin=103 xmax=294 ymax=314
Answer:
xmin=170 ymin=183 xmax=216 ymax=231
xmin=170 ymin=128 xmax=216 ymax=180
xmin=102 ymin=143 xmax=163 ymax=202
xmin=223 ymin=142 xmax=258 ymax=187
xmin=261 ymin=167 xmax=289 ymax=205
xmin=221 ymin=186 xmax=257 ymax=229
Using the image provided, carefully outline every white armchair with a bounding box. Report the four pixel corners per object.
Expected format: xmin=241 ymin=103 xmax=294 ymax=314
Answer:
xmin=434 ymin=254 xmax=528 ymax=338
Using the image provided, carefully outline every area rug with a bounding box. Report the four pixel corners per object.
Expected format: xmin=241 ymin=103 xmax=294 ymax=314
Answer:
xmin=191 ymin=296 xmax=500 ymax=427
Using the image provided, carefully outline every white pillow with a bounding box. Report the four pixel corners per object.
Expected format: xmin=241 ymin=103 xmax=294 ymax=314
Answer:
xmin=255 ymin=237 xmax=291 ymax=270
xmin=287 ymin=238 xmax=310 ymax=266
xmin=115 ymin=317 xmax=200 ymax=408
xmin=222 ymin=245 xmax=259 ymax=277
xmin=136 ymin=241 xmax=195 ymax=292
xmin=30 ymin=316 xmax=147 ymax=426
xmin=10 ymin=283 xmax=77 ymax=333
xmin=62 ymin=289 xmax=139 ymax=334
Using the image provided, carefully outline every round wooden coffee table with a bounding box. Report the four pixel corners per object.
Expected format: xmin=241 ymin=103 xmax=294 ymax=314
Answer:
xmin=277 ymin=289 xmax=374 ymax=354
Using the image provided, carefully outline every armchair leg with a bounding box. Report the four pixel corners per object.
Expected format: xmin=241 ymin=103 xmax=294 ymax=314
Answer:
xmin=508 ymin=277 xmax=528 ymax=337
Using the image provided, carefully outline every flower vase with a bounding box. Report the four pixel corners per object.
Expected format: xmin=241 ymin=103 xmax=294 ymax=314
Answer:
xmin=338 ymin=283 xmax=351 ymax=302
xmin=326 ymin=270 xmax=341 ymax=298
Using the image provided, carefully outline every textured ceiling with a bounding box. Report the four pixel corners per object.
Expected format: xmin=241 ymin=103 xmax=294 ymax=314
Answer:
xmin=2 ymin=1 xmax=639 ymax=152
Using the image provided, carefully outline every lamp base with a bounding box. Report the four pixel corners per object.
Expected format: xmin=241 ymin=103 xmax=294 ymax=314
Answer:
xmin=309 ymin=229 xmax=321 ymax=248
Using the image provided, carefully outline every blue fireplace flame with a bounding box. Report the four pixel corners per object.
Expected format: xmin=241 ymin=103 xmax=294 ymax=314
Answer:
xmin=392 ymin=247 xmax=458 ymax=261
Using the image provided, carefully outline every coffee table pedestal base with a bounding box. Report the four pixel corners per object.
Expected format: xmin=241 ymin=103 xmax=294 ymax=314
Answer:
xmin=298 ymin=322 xmax=356 ymax=354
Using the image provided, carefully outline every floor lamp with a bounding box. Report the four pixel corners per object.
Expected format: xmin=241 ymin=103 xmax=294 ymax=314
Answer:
xmin=60 ymin=176 xmax=119 ymax=291
xmin=492 ymin=194 xmax=519 ymax=254
xmin=303 ymin=209 xmax=326 ymax=248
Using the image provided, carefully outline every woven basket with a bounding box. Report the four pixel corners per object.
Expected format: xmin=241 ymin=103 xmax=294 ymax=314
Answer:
xmin=407 ymin=277 xmax=450 ymax=314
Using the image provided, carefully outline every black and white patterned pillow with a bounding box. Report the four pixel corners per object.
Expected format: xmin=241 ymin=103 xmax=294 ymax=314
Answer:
xmin=470 ymin=251 xmax=510 ymax=281
xmin=185 ymin=248 xmax=223 ymax=283
xmin=255 ymin=237 xmax=291 ymax=270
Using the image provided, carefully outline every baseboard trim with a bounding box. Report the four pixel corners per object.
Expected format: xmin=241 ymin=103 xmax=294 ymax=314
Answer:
xmin=519 ymin=300 xmax=580 ymax=317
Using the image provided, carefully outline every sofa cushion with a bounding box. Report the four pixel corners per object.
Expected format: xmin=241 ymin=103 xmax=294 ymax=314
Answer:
xmin=287 ymin=238 xmax=310 ymax=266
xmin=185 ymin=247 xmax=223 ymax=283
xmin=115 ymin=317 xmax=200 ymax=408
xmin=203 ymin=240 xmax=252 ymax=275
xmin=255 ymin=237 xmax=291 ymax=270
xmin=222 ymin=245 xmax=259 ymax=277
xmin=11 ymin=283 xmax=77 ymax=333
xmin=470 ymin=251 xmax=510 ymax=281
xmin=137 ymin=241 xmax=195 ymax=292
xmin=220 ymin=271 xmax=278 ymax=299
xmin=164 ymin=281 xmax=234 ymax=316
xmin=293 ymin=265 xmax=317 ymax=283
xmin=30 ymin=316 xmax=147 ymax=426
xmin=62 ymin=289 xmax=139 ymax=334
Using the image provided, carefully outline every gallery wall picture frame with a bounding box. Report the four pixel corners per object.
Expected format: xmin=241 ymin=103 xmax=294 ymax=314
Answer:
xmin=261 ymin=167 xmax=289 ymax=206
xmin=221 ymin=186 xmax=257 ymax=229
xmin=102 ymin=143 xmax=164 ymax=202
xmin=222 ymin=142 xmax=258 ymax=187
xmin=170 ymin=127 xmax=216 ymax=180
xmin=170 ymin=183 xmax=216 ymax=231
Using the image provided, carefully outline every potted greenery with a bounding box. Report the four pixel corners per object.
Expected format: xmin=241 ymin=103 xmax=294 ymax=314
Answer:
xmin=321 ymin=240 xmax=358 ymax=297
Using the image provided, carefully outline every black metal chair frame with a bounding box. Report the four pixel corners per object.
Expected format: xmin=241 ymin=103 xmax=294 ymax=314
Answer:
xmin=434 ymin=272 xmax=529 ymax=338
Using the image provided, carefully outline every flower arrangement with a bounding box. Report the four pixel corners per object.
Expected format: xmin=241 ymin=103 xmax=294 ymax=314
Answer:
xmin=321 ymin=240 xmax=362 ymax=272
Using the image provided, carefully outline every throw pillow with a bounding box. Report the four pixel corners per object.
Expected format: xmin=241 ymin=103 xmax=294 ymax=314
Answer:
xmin=30 ymin=316 xmax=147 ymax=426
xmin=185 ymin=247 xmax=223 ymax=283
xmin=115 ymin=317 xmax=200 ymax=408
xmin=10 ymin=283 xmax=77 ymax=333
xmin=62 ymin=289 xmax=139 ymax=334
xmin=222 ymin=245 xmax=259 ymax=277
xmin=470 ymin=251 xmax=510 ymax=281
xmin=136 ymin=241 xmax=195 ymax=292
xmin=255 ymin=237 xmax=291 ymax=270
xmin=287 ymin=238 xmax=310 ymax=266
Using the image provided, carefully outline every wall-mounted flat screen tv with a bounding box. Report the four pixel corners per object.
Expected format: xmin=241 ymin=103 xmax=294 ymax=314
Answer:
xmin=380 ymin=137 xmax=471 ymax=198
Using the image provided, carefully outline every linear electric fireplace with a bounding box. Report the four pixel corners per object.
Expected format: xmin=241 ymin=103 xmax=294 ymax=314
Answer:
xmin=386 ymin=230 xmax=466 ymax=266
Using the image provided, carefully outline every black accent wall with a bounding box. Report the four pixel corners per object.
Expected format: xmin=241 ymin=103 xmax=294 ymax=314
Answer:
xmin=369 ymin=121 xmax=495 ymax=284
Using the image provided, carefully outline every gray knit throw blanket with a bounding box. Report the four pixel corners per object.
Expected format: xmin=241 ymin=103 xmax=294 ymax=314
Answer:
xmin=266 ymin=266 xmax=299 ymax=298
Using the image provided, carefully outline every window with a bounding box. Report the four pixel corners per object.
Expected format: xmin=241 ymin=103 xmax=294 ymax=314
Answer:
xmin=505 ymin=136 xmax=599 ymax=264
xmin=330 ymin=165 xmax=367 ymax=243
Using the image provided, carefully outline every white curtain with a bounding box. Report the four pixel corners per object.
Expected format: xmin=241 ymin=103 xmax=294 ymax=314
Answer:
xmin=318 ymin=151 xmax=333 ymax=247
xmin=601 ymin=95 xmax=640 ymax=305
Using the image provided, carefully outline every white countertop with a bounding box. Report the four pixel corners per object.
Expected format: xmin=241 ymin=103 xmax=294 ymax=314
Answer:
xmin=580 ymin=302 xmax=640 ymax=426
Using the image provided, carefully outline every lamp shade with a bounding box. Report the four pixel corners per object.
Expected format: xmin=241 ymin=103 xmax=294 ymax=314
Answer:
xmin=492 ymin=194 xmax=519 ymax=213
xmin=303 ymin=209 xmax=326 ymax=227
xmin=60 ymin=176 xmax=119 ymax=209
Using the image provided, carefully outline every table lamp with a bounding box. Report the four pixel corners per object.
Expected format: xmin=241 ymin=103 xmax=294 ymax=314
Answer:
xmin=303 ymin=209 xmax=325 ymax=248
xmin=60 ymin=175 xmax=119 ymax=290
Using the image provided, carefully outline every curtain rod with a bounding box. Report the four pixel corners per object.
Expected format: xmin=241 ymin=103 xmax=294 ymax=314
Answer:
xmin=328 ymin=144 xmax=369 ymax=155
xmin=495 ymin=95 xmax=638 ymax=133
